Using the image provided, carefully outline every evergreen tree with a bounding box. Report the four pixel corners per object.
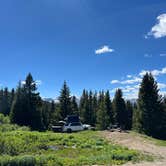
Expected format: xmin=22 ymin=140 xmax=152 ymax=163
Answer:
xmin=0 ymin=89 xmax=3 ymax=114
xmin=132 ymin=102 xmax=142 ymax=131
xmin=10 ymin=74 xmax=44 ymax=131
xmin=96 ymin=91 xmax=109 ymax=130
xmin=53 ymin=103 xmax=62 ymax=123
xmin=92 ymin=91 xmax=98 ymax=125
xmin=113 ymin=89 xmax=127 ymax=129
xmin=79 ymin=90 xmax=92 ymax=124
xmin=88 ymin=91 xmax=94 ymax=125
xmin=50 ymin=100 xmax=56 ymax=121
xmin=0 ymin=88 xmax=12 ymax=115
xmin=49 ymin=100 xmax=63 ymax=128
xmin=59 ymin=81 xmax=71 ymax=119
xmin=159 ymin=97 xmax=166 ymax=139
xmin=105 ymin=90 xmax=113 ymax=124
xmin=10 ymin=82 xmax=25 ymax=125
xmin=0 ymin=88 xmax=15 ymax=116
xmin=125 ymin=100 xmax=133 ymax=130
xmin=79 ymin=89 xmax=86 ymax=114
xmin=71 ymin=96 xmax=79 ymax=115
xmin=138 ymin=73 xmax=163 ymax=138
xmin=10 ymin=88 xmax=15 ymax=110
xmin=51 ymin=100 xmax=55 ymax=115
xmin=3 ymin=88 xmax=10 ymax=115
xmin=41 ymin=101 xmax=51 ymax=130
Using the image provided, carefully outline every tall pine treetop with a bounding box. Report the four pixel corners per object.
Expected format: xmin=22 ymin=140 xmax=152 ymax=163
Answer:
xmin=59 ymin=81 xmax=71 ymax=119
xmin=138 ymin=72 xmax=163 ymax=138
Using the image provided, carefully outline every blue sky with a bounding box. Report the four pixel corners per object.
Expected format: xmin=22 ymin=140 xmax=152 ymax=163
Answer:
xmin=0 ymin=0 xmax=166 ymax=99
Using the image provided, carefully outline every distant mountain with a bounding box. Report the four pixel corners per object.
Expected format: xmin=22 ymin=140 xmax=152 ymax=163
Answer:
xmin=43 ymin=98 xmax=59 ymax=103
xmin=129 ymin=98 xmax=137 ymax=104
xmin=43 ymin=96 xmax=80 ymax=104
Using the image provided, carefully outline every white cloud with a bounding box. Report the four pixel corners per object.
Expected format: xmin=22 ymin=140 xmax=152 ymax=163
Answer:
xmin=146 ymin=13 xmax=166 ymax=38
xmin=35 ymin=80 xmax=42 ymax=86
xmin=127 ymin=75 xmax=132 ymax=78
xmin=95 ymin=45 xmax=114 ymax=55
xmin=159 ymin=91 xmax=166 ymax=97
xmin=144 ymin=35 xmax=148 ymax=39
xmin=111 ymin=67 xmax=166 ymax=88
xmin=160 ymin=53 xmax=166 ymax=57
xmin=110 ymin=66 xmax=166 ymax=99
xmin=110 ymin=77 xmax=141 ymax=85
xmin=21 ymin=80 xmax=42 ymax=86
xmin=139 ymin=70 xmax=149 ymax=77
xmin=139 ymin=67 xmax=166 ymax=77
xmin=21 ymin=81 xmax=26 ymax=85
xmin=144 ymin=54 xmax=152 ymax=58
xmin=124 ymin=91 xmax=138 ymax=100
xmin=162 ymin=67 xmax=166 ymax=74
xmin=158 ymin=83 xmax=166 ymax=89
xmin=152 ymin=69 xmax=161 ymax=76
xmin=110 ymin=85 xmax=139 ymax=99
xmin=121 ymin=77 xmax=142 ymax=84
xmin=110 ymin=80 xmax=119 ymax=84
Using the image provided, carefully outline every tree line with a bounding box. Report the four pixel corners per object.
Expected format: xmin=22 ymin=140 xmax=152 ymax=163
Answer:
xmin=0 ymin=73 xmax=166 ymax=139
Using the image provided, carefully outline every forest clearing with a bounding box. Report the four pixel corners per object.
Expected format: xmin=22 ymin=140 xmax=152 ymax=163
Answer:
xmin=102 ymin=131 xmax=166 ymax=166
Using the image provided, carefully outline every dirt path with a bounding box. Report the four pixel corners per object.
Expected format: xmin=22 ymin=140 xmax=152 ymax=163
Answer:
xmin=102 ymin=131 xmax=166 ymax=166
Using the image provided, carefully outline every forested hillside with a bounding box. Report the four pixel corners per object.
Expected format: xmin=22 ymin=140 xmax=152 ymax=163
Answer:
xmin=0 ymin=73 xmax=166 ymax=139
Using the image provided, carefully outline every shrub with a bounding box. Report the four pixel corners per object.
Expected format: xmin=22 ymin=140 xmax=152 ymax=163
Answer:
xmin=0 ymin=155 xmax=36 ymax=166
xmin=0 ymin=114 xmax=10 ymax=124
xmin=0 ymin=124 xmax=30 ymax=132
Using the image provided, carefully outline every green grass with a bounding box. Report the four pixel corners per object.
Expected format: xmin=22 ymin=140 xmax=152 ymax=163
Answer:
xmin=0 ymin=130 xmax=152 ymax=166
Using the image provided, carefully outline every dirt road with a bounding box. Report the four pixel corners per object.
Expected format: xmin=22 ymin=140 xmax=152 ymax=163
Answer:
xmin=102 ymin=131 xmax=166 ymax=166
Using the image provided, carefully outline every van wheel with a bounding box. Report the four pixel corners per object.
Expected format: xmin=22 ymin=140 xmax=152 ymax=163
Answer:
xmin=67 ymin=129 xmax=72 ymax=133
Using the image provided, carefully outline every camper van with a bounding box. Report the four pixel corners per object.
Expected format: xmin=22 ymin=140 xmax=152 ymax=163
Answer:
xmin=52 ymin=115 xmax=84 ymax=133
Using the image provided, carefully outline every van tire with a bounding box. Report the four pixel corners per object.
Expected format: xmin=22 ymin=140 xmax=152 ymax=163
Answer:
xmin=67 ymin=128 xmax=72 ymax=133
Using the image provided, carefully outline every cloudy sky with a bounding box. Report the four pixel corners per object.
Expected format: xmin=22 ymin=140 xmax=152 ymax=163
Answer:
xmin=0 ymin=0 xmax=166 ymax=99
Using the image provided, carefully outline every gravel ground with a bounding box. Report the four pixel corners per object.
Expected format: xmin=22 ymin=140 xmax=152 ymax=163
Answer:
xmin=102 ymin=131 xmax=166 ymax=166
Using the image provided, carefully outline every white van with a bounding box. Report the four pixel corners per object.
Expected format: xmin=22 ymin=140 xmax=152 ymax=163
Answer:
xmin=63 ymin=122 xmax=84 ymax=133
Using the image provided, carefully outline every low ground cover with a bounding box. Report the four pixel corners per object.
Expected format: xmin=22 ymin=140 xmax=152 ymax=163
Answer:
xmin=0 ymin=130 xmax=150 ymax=166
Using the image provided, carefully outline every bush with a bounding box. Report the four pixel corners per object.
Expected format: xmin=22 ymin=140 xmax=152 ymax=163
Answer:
xmin=0 ymin=114 xmax=10 ymax=124
xmin=0 ymin=155 xmax=36 ymax=166
xmin=0 ymin=124 xmax=30 ymax=132
xmin=0 ymin=130 xmax=150 ymax=165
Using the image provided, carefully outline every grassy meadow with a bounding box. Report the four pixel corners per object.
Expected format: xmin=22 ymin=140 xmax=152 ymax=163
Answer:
xmin=0 ymin=126 xmax=152 ymax=166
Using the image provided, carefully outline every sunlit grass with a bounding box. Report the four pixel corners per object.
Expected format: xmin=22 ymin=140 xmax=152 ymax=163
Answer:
xmin=0 ymin=130 xmax=152 ymax=165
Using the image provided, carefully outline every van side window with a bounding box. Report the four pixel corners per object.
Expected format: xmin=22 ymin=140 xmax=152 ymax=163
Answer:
xmin=71 ymin=122 xmax=81 ymax=126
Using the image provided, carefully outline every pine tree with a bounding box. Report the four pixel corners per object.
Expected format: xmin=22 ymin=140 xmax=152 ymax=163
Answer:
xmin=125 ymin=100 xmax=133 ymax=130
xmin=138 ymin=73 xmax=163 ymax=138
xmin=71 ymin=96 xmax=79 ymax=115
xmin=0 ymin=89 xmax=3 ymax=114
xmin=41 ymin=101 xmax=51 ymax=130
xmin=0 ymin=88 xmax=15 ymax=116
xmin=160 ymin=97 xmax=166 ymax=139
xmin=10 ymin=82 xmax=25 ymax=125
xmin=88 ymin=91 xmax=94 ymax=125
xmin=92 ymin=91 xmax=98 ymax=125
xmin=10 ymin=88 xmax=15 ymax=110
xmin=10 ymin=74 xmax=44 ymax=131
xmin=79 ymin=90 xmax=90 ymax=124
xmin=96 ymin=91 xmax=109 ymax=130
xmin=105 ymin=90 xmax=113 ymax=124
xmin=53 ymin=103 xmax=62 ymax=123
xmin=59 ymin=81 xmax=71 ymax=119
xmin=48 ymin=100 xmax=62 ymax=128
xmin=50 ymin=100 xmax=56 ymax=122
xmin=79 ymin=89 xmax=86 ymax=114
xmin=113 ymin=89 xmax=127 ymax=129
xmin=3 ymin=88 xmax=10 ymax=115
